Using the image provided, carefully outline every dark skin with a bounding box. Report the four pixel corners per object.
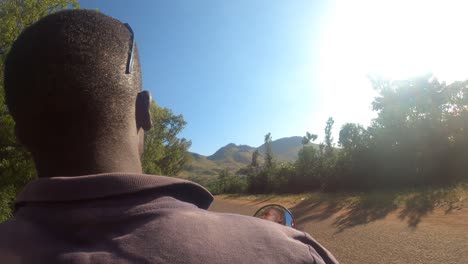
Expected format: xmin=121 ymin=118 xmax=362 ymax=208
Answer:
xmin=4 ymin=10 xmax=155 ymax=178
xmin=15 ymin=90 xmax=152 ymax=178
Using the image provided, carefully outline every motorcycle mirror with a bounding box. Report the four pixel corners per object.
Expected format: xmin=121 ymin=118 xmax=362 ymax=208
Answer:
xmin=254 ymin=204 xmax=296 ymax=228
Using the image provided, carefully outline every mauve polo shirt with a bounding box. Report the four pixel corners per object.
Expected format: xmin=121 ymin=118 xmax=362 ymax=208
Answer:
xmin=0 ymin=173 xmax=339 ymax=264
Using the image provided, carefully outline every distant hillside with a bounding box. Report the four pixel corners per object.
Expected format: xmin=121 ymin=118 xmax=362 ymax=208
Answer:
xmin=208 ymin=143 xmax=256 ymax=164
xmin=179 ymin=144 xmax=256 ymax=178
xmin=257 ymin=136 xmax=318 ymax=162
xmin=178 ymin=136 xmax=319 ymax=179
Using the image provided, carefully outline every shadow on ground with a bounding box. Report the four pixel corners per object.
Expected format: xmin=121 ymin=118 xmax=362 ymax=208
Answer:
xmin=397 ymin=188 xmax=464 ymax=227
xmin=290 ymin=188 xmax=464 ymax=232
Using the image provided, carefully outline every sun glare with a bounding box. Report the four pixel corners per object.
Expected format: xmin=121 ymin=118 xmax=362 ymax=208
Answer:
xmin=318 ymin=0 xmax=468 ymax=129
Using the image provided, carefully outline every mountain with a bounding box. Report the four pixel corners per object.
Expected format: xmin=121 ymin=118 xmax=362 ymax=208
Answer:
xmin=178 ymin=136 xmax=319 ymax=178
xmin=258 ymin=136 xmax=307 ymax=162
xmin=208 ymin=143 xmax=256 ymax=164
xmin=179 ymin=144 xmax=257 ymax=178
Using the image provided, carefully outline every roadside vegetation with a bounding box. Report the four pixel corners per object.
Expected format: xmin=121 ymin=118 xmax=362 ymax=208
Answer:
xmin=201 ymin=75 xmax=468 ymax=196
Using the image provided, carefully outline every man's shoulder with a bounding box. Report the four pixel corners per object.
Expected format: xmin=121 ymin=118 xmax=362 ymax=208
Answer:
xmin=0 ymin=217 xmax=38 ymax=263
xmin=0 ymin=217 xmax=41 ymax=244
xmin=147 ymin=201 xmax=337 ymax=263
xmin=0 ymin=217 xmax=23 ymax=240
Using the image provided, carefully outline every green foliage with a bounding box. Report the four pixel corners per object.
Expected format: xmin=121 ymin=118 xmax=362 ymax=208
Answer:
xmin=294 ymin=146 xmax=320 ymax=190
xmin=339 ymin=123 xmax=369 ymax=151
xmin=302 ymin=132 xmax=317 ymax=146
xmin=142 ymin=101 xmax=192 ymax=176
xmin=0 ymin=0 xmax=79 ymax=222
xmin=272 ymin=162 xmax=295 ymax=193
xmin=245 ymin=133 xmax=279 ymax=193
xmin=238 ymin=74 xmax=468 ymax=194
xmin=0 ymin=0 xmax=80 ymax=62
xmin=324 ymin=117 xmax=334 ymax=155
xmin=0 ymin=185 xmax=15 ymax=222
xmin=251 ymin=149 xmax=259 ymax=168
xmin=263 ymin=132 xmax=274 ymax=170
xmin=204 ymin=169 xmax=248 ymax=195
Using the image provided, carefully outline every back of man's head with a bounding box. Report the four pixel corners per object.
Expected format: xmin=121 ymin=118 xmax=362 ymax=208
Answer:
xmin=4 ymin=10 xmax=147 ymax=176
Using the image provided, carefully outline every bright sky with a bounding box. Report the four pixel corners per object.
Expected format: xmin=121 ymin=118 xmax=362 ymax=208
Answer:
xmin=80 ymin=0 xmax=468 ymax=156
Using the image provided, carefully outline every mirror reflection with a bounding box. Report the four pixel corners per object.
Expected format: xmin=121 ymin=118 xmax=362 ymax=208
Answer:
xmin=254 ymin=204 xmax=295 ymax=228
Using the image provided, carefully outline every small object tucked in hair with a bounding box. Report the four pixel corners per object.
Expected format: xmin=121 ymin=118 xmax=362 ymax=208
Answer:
xmin=123 ymin=23 xmax=134 ymax=74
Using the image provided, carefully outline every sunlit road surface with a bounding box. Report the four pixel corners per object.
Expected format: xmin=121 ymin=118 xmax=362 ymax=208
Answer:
xmin=209 ymin=197 xmax=468 ymax=264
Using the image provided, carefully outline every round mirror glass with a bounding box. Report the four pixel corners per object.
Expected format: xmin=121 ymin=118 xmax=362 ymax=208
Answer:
xmin=254 ymin=204 xmax=295 ymax=228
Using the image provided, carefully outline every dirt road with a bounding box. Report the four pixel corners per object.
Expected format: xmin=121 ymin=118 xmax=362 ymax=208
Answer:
xmin=209 ymin=197 xmax=468 ymax=264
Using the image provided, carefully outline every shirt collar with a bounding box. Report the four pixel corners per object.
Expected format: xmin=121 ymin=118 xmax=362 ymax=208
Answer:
xmin=15 ymin=173 xmax=214 ymax=209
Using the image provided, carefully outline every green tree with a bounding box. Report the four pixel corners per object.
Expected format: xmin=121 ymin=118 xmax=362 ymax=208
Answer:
xmin=324 ymin=117 xmax=334 ymax=154
xmin=289 ymin=131 xmax=320 ymax=192
xmin=251 ymin=149 xmax=259 ymax=168
xmin=141 ymin=101 xmax=192 ymax=176
xmin=339 ymin=123 xmax=368 ymax=151
xmin=0 ymin=0 xmax=79 ymax=222
xmin=302 ymin=132 xmax=317 ymax=146
xmin=295 ymin=145 xmax=320 ymax=191
xmin=336 ymin=123 xmax=375 ymax=190
xmin=211 ymin=168 xmax=247 ymax=194
xmin=238 ymin=148 xmax=261 ymax=175
xmin=264 ymin=132 xmax=274 ymax=170
xmin=218 ymin=168 xmax=230 ymax=193
xmin=273 ymin=162 xmax=295 ymax=193
xmin=246 ymin=133 xmax=275 ymax=194
xmin=369 ymin=74 xmax=451 ymax=186
xmin=318 ymin=117 xmax=340 ymax=190
xmin=442 ymin=79 xmax=468 ymax=182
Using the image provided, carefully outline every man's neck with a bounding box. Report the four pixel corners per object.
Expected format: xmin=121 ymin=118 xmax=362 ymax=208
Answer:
xmin=33 ymin=144 xmax=143 ymax=178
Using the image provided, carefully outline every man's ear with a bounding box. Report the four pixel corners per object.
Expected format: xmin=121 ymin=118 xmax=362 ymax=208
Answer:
xmin=136 ymin=90 xmax=152 ymax=131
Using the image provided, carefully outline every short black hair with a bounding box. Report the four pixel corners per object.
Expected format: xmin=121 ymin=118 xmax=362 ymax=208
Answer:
xmin=4 ymin=10 xmax=142 ymax=149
